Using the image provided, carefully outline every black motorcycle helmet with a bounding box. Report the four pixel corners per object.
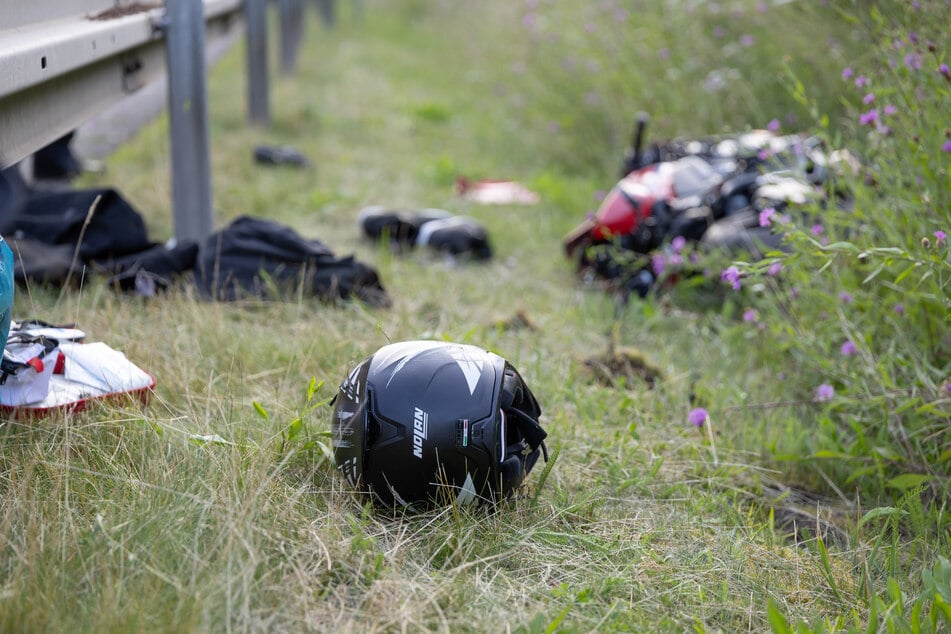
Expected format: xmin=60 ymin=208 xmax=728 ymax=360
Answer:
xmin=331 ymin=340 xmax=548 ymax=509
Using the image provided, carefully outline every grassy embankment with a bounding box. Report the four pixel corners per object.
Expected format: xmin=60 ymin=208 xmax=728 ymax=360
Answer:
xmin=1 ymin=2 xmax=948 ymax=632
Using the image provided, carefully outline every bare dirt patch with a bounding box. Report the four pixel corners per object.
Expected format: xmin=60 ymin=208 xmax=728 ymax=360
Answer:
xmin=584 ymin=347 xmax=663 ymax=388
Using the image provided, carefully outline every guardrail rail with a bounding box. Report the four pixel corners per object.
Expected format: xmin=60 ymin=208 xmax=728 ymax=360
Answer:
xmin=0 ymin=0 xmax=312 ymax=242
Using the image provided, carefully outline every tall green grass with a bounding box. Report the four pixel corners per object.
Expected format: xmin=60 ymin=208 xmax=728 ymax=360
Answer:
xmin=1 ymin=1 xmax=949 ymax=632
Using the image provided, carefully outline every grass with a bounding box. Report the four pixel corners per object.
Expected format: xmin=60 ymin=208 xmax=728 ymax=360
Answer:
xmin=2 ymin=1 xmax=950 ymax=632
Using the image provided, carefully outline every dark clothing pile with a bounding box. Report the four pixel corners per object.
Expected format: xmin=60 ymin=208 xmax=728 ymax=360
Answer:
xmin=0 ymin=168 xmax=389 ymax=307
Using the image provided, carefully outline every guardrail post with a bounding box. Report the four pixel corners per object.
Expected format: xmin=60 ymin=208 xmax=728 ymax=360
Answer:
xmin=246 ymin=0 xmax=271 ymax=124
xmin=315 ymin=0 xmax=336 ymax=27
xmin=165 ymin=0 xmax=215 ymax=243
xmin=279 ymin=0 xmax=304 ymax=74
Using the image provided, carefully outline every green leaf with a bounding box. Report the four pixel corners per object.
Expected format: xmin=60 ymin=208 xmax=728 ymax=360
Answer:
xmin=886 ymin=474 xmax=932 ymax=491
xmin=286 ymin=417 xmax=303 ymax=442
xmin=822 ymin=241 xmax=860 ymax=252
xmin=872 ymin=446 xmax=902 ymax=462
xmin=845 ymin=466 xmax=878 ymax=484
xmin=253 ymin=401 xmax=269 ymax=421
xmin=858 ymin=506 xmax=906 ymax=527
xmin=816 ymin=535 xmax=846 ymax=606
xmin=862 ymin=262 xmax=885 ymax=285
xmin=545 ymin=604 xmax=572 ymax=634
xmin=916 ymin=401 xmax=950 ymax=416
xmin=139 ymin=419 xmax=164 ymax=437
xmin=893 ymin=262 xmax=920 ymax=285
xmin=314 ymin=439 xmax=334 ymax=462
xmin=767 ymin=597 xmax=791 ymax=634
xmin=189 ymin=433 xmax=233 ymax=446
xmin=812 ymin=450 xmax=853 ymax=460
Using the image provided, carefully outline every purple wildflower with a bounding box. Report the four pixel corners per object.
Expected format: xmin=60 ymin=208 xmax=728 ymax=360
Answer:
xmin=688 ymin=408 xmax=708 ymax=427
xmin=904 ymin=53 xmax=922 ymax=71
xmin=740 ymin=34 xmax=755 ymax=47
xmin=842 ymin=67 xmax=854 ymax=80
xmin=859 ymin=109 xmax=879 ymax=125
xmin=854 ymin=75 xmax=868 ymax=87
xmin=862 ymin=93 xmax=875 ymax=105
xmin=743 ymin=309 xmax=758 ymax=322
xmin=767 ymin=262 xmax=783 ymax=277
xmin=883 ymin=104 xmax=898 ymax=116
xmin=940 ymin=63 xmax=950 ymax=78
xmin=840 ymin=340 xmax=857 ymax=356
xmin=671 ymin=235 xmax=687 ymax=253
xmin=935 ymin=230 xmax=947 ymax=244
xmin=652 ymin=255 xmax=666 ymax=276
xmin=759 ymin=207 xmax=777 ymax=227
xmin=721 ymin=266 xmax=741 ymax=291
xmin=838 ymin=292 xmax=853 ymax=303
xmin=942 ymin=141 xmax=951 ymax=153
xmin=811 ymin=224 xmax=824 ymax=235
xmin=815 ymin=384 xmax=835 ymax=402
xmin=767 ymin=118 xmax=780 ymax=132
xmin=894 ymin=303 xmax=905 ymax=315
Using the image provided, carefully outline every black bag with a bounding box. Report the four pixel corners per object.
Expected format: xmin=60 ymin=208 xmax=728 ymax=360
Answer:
xmin=194 ymin=216 xmax=390 ymax=306
xmin=1 ymin=183 xmax=158 ymax=286
xmin=1 ymin=188 xmax=156 ymax=263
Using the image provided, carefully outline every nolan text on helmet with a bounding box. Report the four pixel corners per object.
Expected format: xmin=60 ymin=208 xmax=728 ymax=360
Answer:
xmin=413 ymin=406 xmax=429 ymax=459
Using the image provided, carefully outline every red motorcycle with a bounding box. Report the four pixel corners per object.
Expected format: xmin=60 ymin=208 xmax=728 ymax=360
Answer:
xmin=563 ymin=113 xmax=846 ymax=297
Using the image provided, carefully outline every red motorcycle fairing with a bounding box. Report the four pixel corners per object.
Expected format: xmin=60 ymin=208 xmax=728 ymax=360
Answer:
xmin=564 ymin=156 xmax=720 ymax=258
xmin=591 ymin=162 xmax=676 ymax=240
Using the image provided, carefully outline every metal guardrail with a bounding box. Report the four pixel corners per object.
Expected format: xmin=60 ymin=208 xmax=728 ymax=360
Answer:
xmin=0 ymin=0 xmax=307 ymax=244
xmin=0 ymin=1 xmax=243 ymax=170
xmin=0 ymin=0 xmax=243 ymax=243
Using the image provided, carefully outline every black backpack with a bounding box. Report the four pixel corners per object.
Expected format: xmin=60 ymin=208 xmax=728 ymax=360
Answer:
xmin=194 ymin=216 xmax=390 ymax=306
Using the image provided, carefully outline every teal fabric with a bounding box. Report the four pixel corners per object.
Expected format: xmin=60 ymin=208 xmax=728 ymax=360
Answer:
xmin=0 ymin=236 xmax=14 ymax=348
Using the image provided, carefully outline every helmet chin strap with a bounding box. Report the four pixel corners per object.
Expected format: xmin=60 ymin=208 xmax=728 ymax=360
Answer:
xmin=500 ymin=407 xmax=548 ymax=472
xmin=506 ymin=406 xmax=549 ymax=464
xmin=497 ymin=407 xmax=548 ymax=495
xmin=500 ymin=367 xmax=549 ymax=467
